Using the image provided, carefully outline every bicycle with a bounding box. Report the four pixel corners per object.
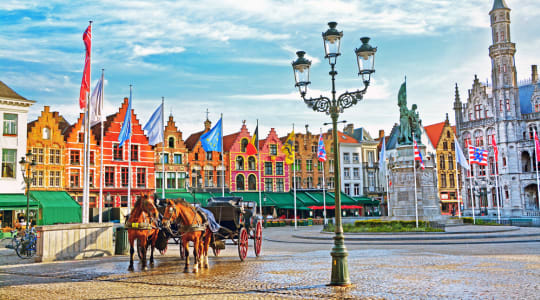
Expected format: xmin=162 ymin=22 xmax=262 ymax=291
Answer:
xmin=4 ymin=229 xmax=22 ymax=250
xmin=15 ymin=228 xmax=37 ymax=259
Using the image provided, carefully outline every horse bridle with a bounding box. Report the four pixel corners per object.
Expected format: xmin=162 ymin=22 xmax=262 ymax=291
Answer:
xmin=163 ymin=201 xmax=201 ymax=234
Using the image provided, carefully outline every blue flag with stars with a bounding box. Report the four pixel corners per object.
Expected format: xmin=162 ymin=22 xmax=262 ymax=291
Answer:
xmin=200 ymin=117 xmax=222 ymax=152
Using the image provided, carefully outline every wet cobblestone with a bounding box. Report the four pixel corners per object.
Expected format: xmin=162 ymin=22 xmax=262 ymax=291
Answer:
xmin=1 ymin=226 xmax=539 ymax=299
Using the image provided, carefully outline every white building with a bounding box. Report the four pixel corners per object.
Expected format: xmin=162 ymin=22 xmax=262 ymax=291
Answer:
xmin=0 ymin=81 xmax=35 ymax=193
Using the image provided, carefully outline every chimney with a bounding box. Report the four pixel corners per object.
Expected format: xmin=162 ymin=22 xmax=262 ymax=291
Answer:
xmin=344 ymin=123 xmax=354 ymax=135
xmin=378 ymin=130 xmax=385 ymax=139
xmin=532 ymin=65 xmax=538 ymax=84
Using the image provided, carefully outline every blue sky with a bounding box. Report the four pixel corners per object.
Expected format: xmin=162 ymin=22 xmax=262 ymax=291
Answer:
xmin=1 ymin=0 xmax=539 ymax=139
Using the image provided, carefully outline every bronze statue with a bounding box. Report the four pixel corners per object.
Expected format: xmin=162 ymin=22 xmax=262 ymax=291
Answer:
xmin=397 ymin=82 xmax=422 ymax=145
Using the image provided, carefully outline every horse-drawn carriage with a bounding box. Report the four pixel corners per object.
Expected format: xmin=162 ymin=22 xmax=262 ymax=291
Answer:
xmin=205 ymin=196 xmax=262 ymax=261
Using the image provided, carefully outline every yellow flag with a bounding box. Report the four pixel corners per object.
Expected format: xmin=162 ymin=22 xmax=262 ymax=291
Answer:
xmin=281 ymin=130 xmax=295 ymax=165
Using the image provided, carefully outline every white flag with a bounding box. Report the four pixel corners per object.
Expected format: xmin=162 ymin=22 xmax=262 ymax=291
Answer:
xmin=143 ymin=103 xmax=164 ymax=146
xmin=454 ymin=137 xmax=470 ymax=170
xmin=89 ymin=72 xmax=104 ymax=126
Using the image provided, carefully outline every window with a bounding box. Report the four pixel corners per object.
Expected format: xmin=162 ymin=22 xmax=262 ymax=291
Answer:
xmin=294 ymin=159 xmax=301 ymax=171
xmin=352 ymin=153 xmax=359 ymax=163
xmin=90 ymin=151 xmax=95 ymax=165
xmin=105 ymin=166 xmax=115 ymax=187
xmin=70 ymin=169 xmax=80 ymax=187
xmin=328 ymin=177 xmax=334 ymax=189
xmin=353 ymin=168 xmax=360 ymax=179
xmin=344 ymin=183 xmax=350 ymax=195
xmin=248 ymin=157 xmax=256 ymax=170
xmin=276 ymin=162 xmax=283 ymax=175
xmin=32 ymin=148 xmax=44 ymax=164
xmin=131 ymin=145 xmax=139 ymax=161
xmin=34 ymin=170 xmax=44 ymax=187
xmin=167 ymin=173 xmax=176 ymax=189
xmin=241 ymin=138 xmax=249 ymax=152
xmin=136 ymin=168 xmax=146 ymax=188
xmin=206 ymin=152 xmax=212 ymax=160
xmin=474 ymin=104 xmax=482 ymax=120
xmin=49 ymin=149 xmax=61 ymax=164
xmin=113 ymin=144 xmax=123 ymax=160
xmin=449 ymin=174 xmax=455 ymax=188
xmin=162 ymin=153 xmax=169 ymax=164
xmin=446 ymin=131 xmax=451 ymax=138
xmin=463 ymin=132 xmax=472 ymax=146
xmin=70 ymin=150 xmax=81 ymax=165
xmin=499 ymin=100 xmax=503 ymax=112
xmin=205 ymin=170 xmax=214 ymax=187
xmin=506 ymin=99 xmax=510 ymax=111
xmin=177 ymin=172 xmax=186 ymax=189
xmin=174 ymin=154 xmax=182 ymax=164
xmin=318 ymin=162 xmax=323 ymax=171
xmin=265 ymin=162 xmax=272 ymax=175
xmin=236 ymin=174 xmax=245 ymax=190
xmin=343 ymin=153 xmax=350 ymax=164
xmin=248 ymin=174 xmax=257 ymax=190
xmin=487 ymin=128 xmax=496 ymax=144
xmin=78 ymin=132 xmax=84 ymax=143
xmin=354 ymin=184 xmax=360 ymax=196
xmin=440 ymin=155 xmax=445 ymax=170
xmin=156 ymin=172 xmax=163 ymax=189
xmin=448 ymin=154 xmax=454 ymax=168
xmin=121 ymin=167 xmax=128 ymax=187
xmin=236 ymin=156 xmax=244 ymax=170
xmin=276 ymin=178 xmax=284 ymax=192
xmin=49 ymin=171 xmax=61 ymax=187
xmin=294 ymin=142 xmax=299 ymax=152
xmin=306 ymin=177 xmax=313 ymax=188
xmin=474 ymin=130 xmax=484 ymax=147
xmin=3 ymin=113 xmax=17 ymax=135
xmin=42 ymin=127 xmax=51 ymax=139
xmin=529 ymin=125 xmax=537 ymax=140
xmin=89 ymin=170 xmax=94 ymax=187
xmin=294 ymin=176 xmax=301 ymax=188
xmin=265 ymin=178 xmax=273 ymax=192
xmin=329 ymin=160 xmax=334 ymax=173
xmin=311 ymin=143 xmax=317 ymax=153
xmin=443 ymin=141 xmax=448 ymax=150
xmin=270 ymin=144 xmax=277 ymax=155
xmin=168 ymin=137 xmax=175 ymax=148
xmin=440 ymin=173 xmax=446 ymax=188
xmin=194 ymin=153 xmax=199 ymax=161
xmin=306 ymin=160 xmax=313 ymax=172
xmin=479 ymin=165 xmax=486 ymax=176
xmin=344 ymin=168 xmax=350 ymax=179
xmin=368 ymin=172 xmax=375 ymax=191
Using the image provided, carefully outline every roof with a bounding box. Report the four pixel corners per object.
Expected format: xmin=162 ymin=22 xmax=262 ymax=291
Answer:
xmin=491 ymin=0 xmax=509 ymax=11
xmin=321 ymin=131 xmax=359 ymax=144
xmin=185 ymin=130 xmax=205 ymax=151
xmin=519 ymin=82 xmax=540 ymax=114
xmin=223 ymin=132 xmax=241 ymax=151
xmin=424 ymin=121 xmax=445 ymax=148
xmin=0 ymin=80 xmax=27 ymax=100
xmin=0 ymin=194 xmax=38 ymax=210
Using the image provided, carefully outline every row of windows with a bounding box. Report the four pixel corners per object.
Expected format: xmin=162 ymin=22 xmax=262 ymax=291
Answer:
xmin=463 ymin=128 xmax=496 ymax=147
xmin=342 ymin=153 xmax=361 ymax=164
xmin=161 ymin=153 xmax=183 ymax=164
xmin=104 ymin=167 xmax=147 ymax=188
xmin=193 ymin=152 xmax=222 ymax=161
xmin=292 ymin=159 xmax=335 ymax=172
xmin=292 ymin=176 xmax=335 ymax=189
xmin=235 ymin=174 xmax=285 ymax=192
xmin=343 ymin=167 xmax=361 ymax=179
xmin=31 ymin=170 xmax=62 ymax=188
xmin=344 ymin=183 xmax=362 ymax=196
xmin=155 ymin=172 xmax=187 ymax=189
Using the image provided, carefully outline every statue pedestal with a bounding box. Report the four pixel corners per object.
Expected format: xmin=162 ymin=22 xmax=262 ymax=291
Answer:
xmin=386 ymin=145 xmax=442 ymax=221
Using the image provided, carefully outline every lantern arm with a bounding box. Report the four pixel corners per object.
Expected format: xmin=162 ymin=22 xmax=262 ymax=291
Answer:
xmin=336 ymin=81 xmax=370 ymax=112
xmin=302 ymin=94 xmax=332 ymax=114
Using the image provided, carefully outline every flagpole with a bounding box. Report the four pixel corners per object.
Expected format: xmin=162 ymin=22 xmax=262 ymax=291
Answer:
xmin=127 ymin=85 xmax=132 ymax=214
xmin=82 ymin=20 xmax=93 ymax=224
xmin=98 ymin=69 xmax=104 ymax=223
xmin=413 ymin=140 xmax=418 ymax=228
xmin=471 ymin=164 xmax=477 ymax=225
xmin=494 ymin=159 xmax=501 ymax=223
xmin=161 ymin=97 xmax=165 ymax=201
xmin=257 ymin=119 xmax=262 ymax=216
xmin=293 ymin=124 xmax=297 ymax=229
xmin=221 ymin=113 xmax=225 ymax=197
xmin=321 ymin=129 xmax=327 ymax=225
xmin=534 ymin=130 xmax=540 ymax=213
xmin=385 ymin=171 xmax=390 ymax=217
xmin=454 ymin=156 xmax=461 ymax=218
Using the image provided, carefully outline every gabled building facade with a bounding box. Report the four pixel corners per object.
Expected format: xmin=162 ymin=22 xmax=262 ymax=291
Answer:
xmin=27 ymin=106 xmax=70 ymax=191
xmin=224 ymin=122 xmax=255 ymax=192
xmin=259 ymin=128 xmax=290 ymax=192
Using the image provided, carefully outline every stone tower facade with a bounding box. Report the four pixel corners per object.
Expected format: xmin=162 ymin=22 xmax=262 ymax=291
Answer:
xmin=454 ymin=0 xmax=540 ymax=217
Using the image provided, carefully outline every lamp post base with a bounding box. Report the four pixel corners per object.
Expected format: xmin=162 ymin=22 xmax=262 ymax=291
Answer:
xmin=329 ymin=232 xmax=351 ymax=286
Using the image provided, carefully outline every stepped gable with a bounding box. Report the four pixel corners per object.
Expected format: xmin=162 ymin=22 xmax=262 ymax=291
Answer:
xmin=27 ymin=106 xmax=71 ymax=136
xmin=63 ymin=112 xmax=99 ymax=145
xmin=0 ymin=80 xmax=27 ymax=100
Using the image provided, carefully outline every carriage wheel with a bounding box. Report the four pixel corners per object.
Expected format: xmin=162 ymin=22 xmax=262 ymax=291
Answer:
xmin=254 ymin=221 xmax=262 ymax=257
xmin=238 ymin=227 xmax=248 ymax=261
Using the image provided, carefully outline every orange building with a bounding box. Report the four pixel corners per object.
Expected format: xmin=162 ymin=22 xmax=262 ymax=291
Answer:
xmin=185 ymin=118 xmax=225 ymax=191
xmin=27 ymin=106 xmax=70 ymax=191
xmin=154 ymin=115 xmax=189 ymax=195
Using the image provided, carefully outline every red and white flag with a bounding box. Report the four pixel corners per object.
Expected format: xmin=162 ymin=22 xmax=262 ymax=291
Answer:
xmin=491 ymin=135 xmax=498 ymax=162
xmin=413 ymin=140 xmax=424 ymax=170
xmin=468 ymin=145 xmax=488 ymax=166
xmin=535 ymin=131 xmax=540 ymax=162
xmin=79 ymin=24 xmax=92 ymax=110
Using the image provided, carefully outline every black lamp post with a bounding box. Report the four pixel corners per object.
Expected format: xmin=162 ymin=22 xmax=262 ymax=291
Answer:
xmin=292 ymin=22 xmax=377 ymax=286
xmin=19 ymin=151 xmax=36 ymax=230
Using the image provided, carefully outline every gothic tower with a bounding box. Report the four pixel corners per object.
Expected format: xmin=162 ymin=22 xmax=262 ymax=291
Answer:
xmin=453 ymin=83 xmax=463 ymax=136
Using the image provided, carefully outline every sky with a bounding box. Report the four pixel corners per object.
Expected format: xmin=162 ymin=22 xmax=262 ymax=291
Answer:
xmin=1 ymin=0 xmax=539 ymax=140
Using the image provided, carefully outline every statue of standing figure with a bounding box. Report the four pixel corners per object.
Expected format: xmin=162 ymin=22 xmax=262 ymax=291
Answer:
xmin=397 ymin=82 xmax=422 ymax=145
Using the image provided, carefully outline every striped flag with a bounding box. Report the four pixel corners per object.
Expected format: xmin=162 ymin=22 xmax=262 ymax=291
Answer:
xmin=317 ymin=134 xmax=326 ymax=162
xmin=468 ymin=145 xmax=488 ymax=166
xmin=413 ymin=140 xmax=424 ymax=170
xmin=246 ymin=124 xmax=258 ymax=155
xmin=491 ymin=135 xmax=499 ymax=162
xmin=535 ymin=131 xmax=540 ymax=162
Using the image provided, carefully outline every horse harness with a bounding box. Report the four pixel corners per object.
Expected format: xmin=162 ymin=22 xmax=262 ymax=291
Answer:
xmin=125 ymin=208 xmax=159 ymax=231
xmin=168 ymin=203 xmax=208 ymax=234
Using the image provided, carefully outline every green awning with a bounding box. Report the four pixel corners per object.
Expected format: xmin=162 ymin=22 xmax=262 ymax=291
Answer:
xmin=166 ymin=192 xmax=213 ymax=206
xmin=0 ymin=194 xmax=38 ymax=211
xmin=353 ymin=197 xmax=380 ymax=205
xmin=30 ymin=191 xmax=81 ymax=225
xmin=327 ymin=192 xmax=359 ymax=205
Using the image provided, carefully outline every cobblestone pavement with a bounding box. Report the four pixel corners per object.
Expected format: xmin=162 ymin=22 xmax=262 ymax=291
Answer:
xmin=1 ymin=226 xmax=539 ymax=299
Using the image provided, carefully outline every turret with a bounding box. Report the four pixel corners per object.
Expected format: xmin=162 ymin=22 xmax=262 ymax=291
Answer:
xmin=453 ymin=83 xmax=463 ymax=135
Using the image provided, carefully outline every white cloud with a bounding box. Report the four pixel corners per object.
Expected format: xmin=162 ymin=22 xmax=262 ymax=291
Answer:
xmin=132 ymin=44 xmax=185 ymax=58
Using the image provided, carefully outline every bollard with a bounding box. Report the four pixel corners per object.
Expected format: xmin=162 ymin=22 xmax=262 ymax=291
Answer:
xmin=114 ymin=227 xmax=129 ymax=255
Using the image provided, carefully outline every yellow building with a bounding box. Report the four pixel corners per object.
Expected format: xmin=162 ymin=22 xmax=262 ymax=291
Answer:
xmin=425 ymin=115 xmax=461 ymax=215
xmin=27 ymin=106 xmax=70 ymax=191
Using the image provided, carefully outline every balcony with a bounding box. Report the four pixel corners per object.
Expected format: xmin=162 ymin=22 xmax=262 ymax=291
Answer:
xmin=460 ymin=117 xmax=495 ymax=130
xmin=362 ymin=162 xmax=378 ymax=169
xmin=363 ymin=186 xmax=384 ymax=194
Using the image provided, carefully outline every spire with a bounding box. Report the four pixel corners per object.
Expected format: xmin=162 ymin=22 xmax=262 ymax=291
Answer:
xmin=454 ymin=83 xmax=461 ymax=103
xmin=491 ymin=0 xmax=509 ymax=12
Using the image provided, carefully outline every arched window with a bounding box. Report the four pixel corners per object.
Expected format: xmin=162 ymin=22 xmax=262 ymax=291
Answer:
xmin=248 ymin=174 xmax=256 ymax=190
xmin=168 ymin=137 xmax=175 ymax=148
xmin=446 ymin=131 xmax=451 ymax=138
xmin=439 ymin=155 xmax=445 ymax=170
xmin=528 ymin=124 xmax=538 ymax=140
xmin=248 ymin=156 xmax=256 ymax=170
xmin=42 ymin=127 xmax=51 ymax=140
xmin=236 ymin=174 xmax=245 ymax=191
xmin=473 ymin=130 xmax=484 ymax=147
xmin=241 ymin=138 xmax=249 ymax=152
xmin=486 ymin=128 xmax=496 ymax=144
xmin=463 ymin=132 xmax=472 ymax=147
xmin=236 ymin=156 xmax=244 ymax=170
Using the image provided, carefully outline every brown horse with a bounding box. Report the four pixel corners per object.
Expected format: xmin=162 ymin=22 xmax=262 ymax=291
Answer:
xmin=126 ymin=195 xmax=160 ymax=271
xmin=162 ymin=198 xmax=212 ymax=273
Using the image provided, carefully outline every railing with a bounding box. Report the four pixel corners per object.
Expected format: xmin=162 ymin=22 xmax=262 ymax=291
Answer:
xmin=460 ymin=118 xmax=495 ymax=130
xmin=363 ymin=186 xmax=384 ymax=194
xmin=362 ymin=162 xmax=378 ymax=169
xmin=523 ymin=112 xmax=540 ymax=120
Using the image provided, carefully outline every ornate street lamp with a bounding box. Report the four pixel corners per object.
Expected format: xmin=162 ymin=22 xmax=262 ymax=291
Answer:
xmin=292 ymin=22 xmax=377 ymax=286
xmin=19 ymin=151 xmax=36 ymax=231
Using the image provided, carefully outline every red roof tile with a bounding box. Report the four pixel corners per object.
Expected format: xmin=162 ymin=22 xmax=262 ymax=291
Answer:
xmin=424 ymin=121 xmax=446 ymax=147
